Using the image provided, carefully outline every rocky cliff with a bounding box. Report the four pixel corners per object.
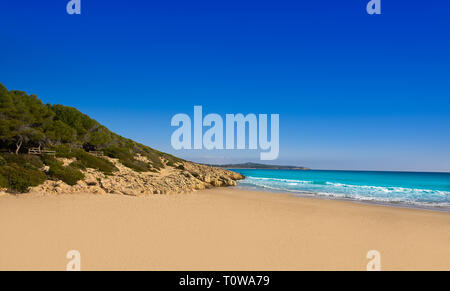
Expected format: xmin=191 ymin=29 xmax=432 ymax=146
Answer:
xmin=30 ymin=155 xmax=244 ymax=195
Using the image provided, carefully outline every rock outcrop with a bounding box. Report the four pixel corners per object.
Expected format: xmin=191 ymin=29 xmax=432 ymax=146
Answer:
xmin=31 ymin=156 xmax=244 ymax=195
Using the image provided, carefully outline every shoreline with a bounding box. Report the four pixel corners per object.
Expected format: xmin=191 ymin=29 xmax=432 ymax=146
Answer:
xmin=1 ymin=187 xmax=449 ymax=270
xmin=234 ymin=186 xmax=450 ymax=213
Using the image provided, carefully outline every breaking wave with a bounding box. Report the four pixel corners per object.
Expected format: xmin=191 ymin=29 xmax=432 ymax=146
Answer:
xmin=237 ymin=175 xmax=450 ymax=209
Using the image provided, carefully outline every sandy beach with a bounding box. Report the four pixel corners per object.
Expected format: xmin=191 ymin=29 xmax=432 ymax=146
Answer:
xmin=0 ymin=188 xmax=449 ymax=271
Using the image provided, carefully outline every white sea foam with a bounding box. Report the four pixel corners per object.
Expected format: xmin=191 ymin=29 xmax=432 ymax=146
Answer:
xmin=239 ymin=176 xmax=450 ymax=209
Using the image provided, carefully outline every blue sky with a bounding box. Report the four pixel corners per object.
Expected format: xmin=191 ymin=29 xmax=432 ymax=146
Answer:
xmin=1 ymin=0 xmax=449 ymax=171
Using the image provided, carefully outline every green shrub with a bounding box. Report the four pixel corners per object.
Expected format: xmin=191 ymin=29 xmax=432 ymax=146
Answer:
xmin=72 ymin=150 xmax=117 ymax=174
xmin=120 ymin=158 xmax=150 ymax=172
xmin=0 ymin=173 xmax=8 ymax=188
xmin=52 ymin=144 xmax=74 ymax=158
xmin=0 ymin=154 xmax=46 ymax=193
xmin=104 ymin=146 xmax=152 ymax=172
xmin=104 ymin=146 xmax=133 ymax=160
xmin=47 ymin=147 xmax=117 ymax=174
xmin=43 ymin=156 xmax=84 ymax=186
xmin=41 ymin=156 xmax=59 ymax=168
xmin=0 ymin=155 xmax=6 ymax=166
xmin=1 ymin=153 xmax=43 ymax=169
xmin=3 ymin=167 xmax=32 ymax=192
xmin=47 ymin=163 xmax=84 ymax=186
xmin=69 ymin=160 xmax=86 ymax=171
xmin=0 ymin=164 xmax=46 ymax=193
xmin=176 ymin=164 xmax=185 ymax=170
xmin=26 ymin=155 xmax=44 ymax=169
xmin=146 ymin=152 xmax=164 ymax=170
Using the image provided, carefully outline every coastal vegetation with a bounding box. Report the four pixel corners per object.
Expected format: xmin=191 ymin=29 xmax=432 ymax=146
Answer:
xmin=0 ymin=83 xmax=182 ymax=193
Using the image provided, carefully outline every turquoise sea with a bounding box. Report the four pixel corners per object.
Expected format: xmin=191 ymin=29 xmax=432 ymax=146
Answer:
xmin=230 ymin=169 xmax=450 ymax=210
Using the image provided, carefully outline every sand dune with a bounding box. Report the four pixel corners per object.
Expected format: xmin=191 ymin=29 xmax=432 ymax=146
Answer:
xmin=0 ymin=189 xmax=449 ymax=270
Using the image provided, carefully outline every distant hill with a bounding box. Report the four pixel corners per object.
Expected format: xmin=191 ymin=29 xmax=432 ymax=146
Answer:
xmin=209 ymin=162 xmax=310 ymax=170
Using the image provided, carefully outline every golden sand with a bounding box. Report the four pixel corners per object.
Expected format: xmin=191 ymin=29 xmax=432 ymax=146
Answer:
xmin=0 ymin=188 xmax=448 ymax=270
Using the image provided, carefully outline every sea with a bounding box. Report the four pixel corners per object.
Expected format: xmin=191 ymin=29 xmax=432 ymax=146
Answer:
xmin=230 ymin=169 xmax=450 ymax=211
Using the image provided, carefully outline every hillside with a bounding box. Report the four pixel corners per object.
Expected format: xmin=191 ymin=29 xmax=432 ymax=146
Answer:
xmin=0 ymin=83 xmax=243 ymax=194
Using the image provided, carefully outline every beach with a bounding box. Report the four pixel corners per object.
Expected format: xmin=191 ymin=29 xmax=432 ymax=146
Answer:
xmin=0 ymin=188 xmax=449 ymax=271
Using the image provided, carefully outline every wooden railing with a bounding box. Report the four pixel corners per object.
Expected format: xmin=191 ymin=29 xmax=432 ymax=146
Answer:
xmin=28 ymin=148 xmax=56 ymax=157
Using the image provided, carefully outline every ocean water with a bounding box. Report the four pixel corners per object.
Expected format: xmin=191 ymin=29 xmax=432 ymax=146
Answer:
xmin=230 ymin=169 xmax=450 ymax=210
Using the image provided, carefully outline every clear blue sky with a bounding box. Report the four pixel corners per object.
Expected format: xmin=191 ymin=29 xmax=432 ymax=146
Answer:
xmin=1 ymin=0 xmax=449 ymax=171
